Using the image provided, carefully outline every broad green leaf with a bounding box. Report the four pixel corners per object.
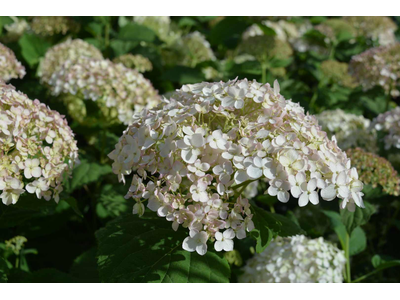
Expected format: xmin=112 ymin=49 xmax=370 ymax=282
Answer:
xmin=96 ymin=214 xmax=230 ymax=283
xmin=349 ymin=226 xmax=367 ymax=256
xmin=118 ymin=23 xmax=156 ymax=43
xmin=209 ymin=17 xmax=249 ymax=48
xmin=70 ymin=248 xmax=99 ymax=283
xmin=68 ymin=160 xmax=112 ymax=192
xmin=322 ymin=210 xmax=347 ymax=247
xmin=251 ymin=205 xmax=303 ymax=253
xmin=340 ymin=202 xmax=376 ymax=234
xmin=18 ymin=34 xmax=51 ymax=67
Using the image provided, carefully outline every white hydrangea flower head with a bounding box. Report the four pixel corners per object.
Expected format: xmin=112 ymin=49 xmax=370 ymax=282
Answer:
xmin=372 ymin=107 xmax=400 ymax=150
xmin=343 ymin=16 xmax=397 ymax=46
xmin=47 ymin=57 xmax=160 ymax=125
xmin=38 ymin=39 xmax=104 ymax=85
xmin=0 ymin=82 xmax=79 ymax=205
xmin=349 ymin=43 xmax=400 ymax=97
xmin=239 ymin=235 xmax=346 ymax=283
xmin=0 ymin=43 xmax=26 ymax=82
xmin=109 ymin=78 xmax=364 ymax=255
xmin=316 ymin=109 xmax=377 ymax=153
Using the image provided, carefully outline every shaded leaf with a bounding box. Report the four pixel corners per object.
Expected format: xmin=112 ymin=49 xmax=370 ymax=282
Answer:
xmin=18 ymin=34 xmax=51 ymax=67
xmin=349 ymin=226 xmax=367 ymax=256
xmin=96 ymin=214 xmax=230 ymax=283
xmin=340 ymin=202 xmax=376 ymax=234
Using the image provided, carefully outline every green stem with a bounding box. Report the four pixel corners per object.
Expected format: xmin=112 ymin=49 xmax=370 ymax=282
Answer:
xmin=344 ymin=232 xmax=351 ymax=283
xmin=15 ymin=256 xmax=19 ymax=269
xmin=352 ymin=269 xmax=381 ymax=283
xmin=104 ymin=23 xmax=110 ymax=48
xmin=269 ymin=205 xmax=275 ymax=213
xmin=261 ymin=64 xmax=268 ymax=84
xmin=385 ymin=91 xmax=391 ymax=111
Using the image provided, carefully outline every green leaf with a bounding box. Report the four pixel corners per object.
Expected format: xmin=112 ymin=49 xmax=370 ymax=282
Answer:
xmin=118 ymin=23 xmax=156 ymax=43
xmin=340 ymin=202 xmax=376 ymax=234
xmin=0 ymin=16 xmax=13 ymax=35
xmin=209 ymin=17 xmax=249 ymax=48
xmin=322 ymin=210 xmax=347 ymax=248
xmin=0 ymin=257 xmax=8 ymax=283
xmin=18 ymin=34 xmax=51 ymax=67
xmin=162 ymin=66 xmax=205 ymax=85
xmin=70 ymin=248 xmax=99 ymax=283
xmin=96 ymin=214 xmax=230 ymax=283
xmin=349 ymin=226 xmax=367 ymax=256
xmin=68 ymin=160 xmax=112 ymax=192
xmin=257 ymin=24 xmax=277 ymax=36
xmin=251 ymin=205 xmax=303 ymax=253
xmin=110 ymin=39 xmax=138 ymax=56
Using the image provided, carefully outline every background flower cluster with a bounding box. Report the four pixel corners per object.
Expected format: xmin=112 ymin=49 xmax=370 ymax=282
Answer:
xmin=1 ymin=16 xmax=400 ymax=283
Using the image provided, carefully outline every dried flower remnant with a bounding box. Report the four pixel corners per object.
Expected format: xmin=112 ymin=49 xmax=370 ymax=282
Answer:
xmin=109 ymin=78 xmax=364 ymax=255
xmin=346 ymin=148 xmax=400 ymax=196
xmin=316 ymin=109 xmax=377 ymax=153
xmin=343 ymin=16 xmax=398 ymax=46
xmin=237 ymin=34 xmax=293 ymax=63
xmin=2 ymin=17 xmax=29 ymax=43
xmin=113 ymin=54 xmax=153 ymax=73
xmin=133 ymin=16 xmax=172 ymax=42
xmin=372 ymin=107 xmax=400 ymax=150
xmin=239 ymin=235 xmax=346 ymax=283
xmin=349 ymin=43 xmax=400 ymax=97
xmin=38 ymin=39 xmax=104 ymax=85
xmin=320 ymin=60 xmax=357 ymax=89
xmin=162 ymin=31 xmax=216 ymax=67
xmin=0 ymin=83 xmax=79 ymax=205
xmin=315 ymin=19 xmax=357 ymax=44
xmin=5 ymin=236 xmax=28 ymax=255
xmin=30 ymin=16 xmax=78 ymax=37
xmin=48 ymin=57 xmax=160 ymax=125
xmin=0 ymin=43 xmax=26 ymax=82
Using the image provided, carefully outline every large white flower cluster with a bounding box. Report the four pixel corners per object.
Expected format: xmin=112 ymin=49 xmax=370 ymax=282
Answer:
xmin=316 ymin=109 xmax=377 ymax=153
xmin=48 ymin=57 xmax=160 ymax=125
xmin=0 ymin=82 xmax=79 ymax=205
xmin=109 ymin=78 xmax=364 ymax=255
xmin=372 ymin=107 xmax=400 ymax=150
xmin=239 ymin=235 xmax=346 ymax=283
xmin=0 ymin=43 xmax=26 ymax=82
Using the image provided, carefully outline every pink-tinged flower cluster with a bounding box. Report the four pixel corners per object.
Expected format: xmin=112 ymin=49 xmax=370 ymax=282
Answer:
xmin=109 ymin=78 xmax=364 ymax=255
xmin=372 ymin=107 xmax=400 ymax=150
xmin=47 ymin=57 xmax=161 ymax=125
xmin=0 ymin=43 xmax=26 ymax=82
xmin=0 ymin=82 xmax=78 ymax=205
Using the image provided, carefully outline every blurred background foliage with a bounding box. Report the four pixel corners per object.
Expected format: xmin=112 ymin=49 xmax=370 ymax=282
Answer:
xmin=1 ymin=16 xmax=400 ymax=283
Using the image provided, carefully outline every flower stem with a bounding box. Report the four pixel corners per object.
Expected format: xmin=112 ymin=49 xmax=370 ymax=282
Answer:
xmin=344 ymin=232 xmax=351 ymax=283
xmin=261 ymin=64 xmax=268 ymax=84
